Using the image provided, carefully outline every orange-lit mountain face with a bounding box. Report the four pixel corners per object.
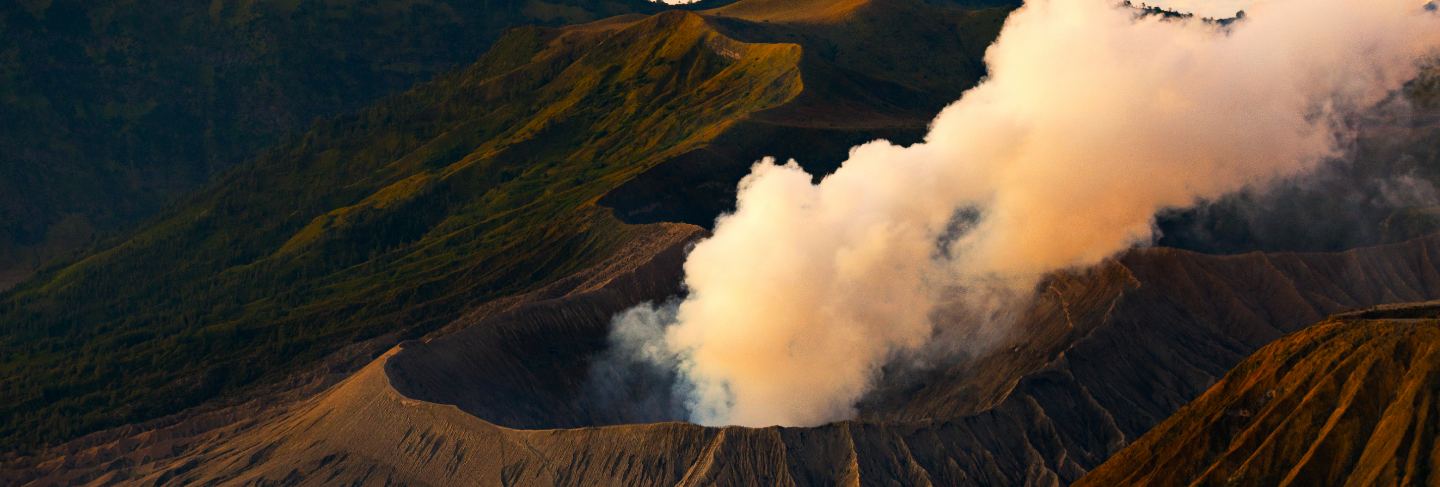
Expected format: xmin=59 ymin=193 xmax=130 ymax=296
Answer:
xmin=1080 ymin=304 xmax=1440 ymax=486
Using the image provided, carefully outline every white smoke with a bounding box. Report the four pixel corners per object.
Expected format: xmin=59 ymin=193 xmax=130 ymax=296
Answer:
xmin=614 ymin=0 xmax=1440 ymax=427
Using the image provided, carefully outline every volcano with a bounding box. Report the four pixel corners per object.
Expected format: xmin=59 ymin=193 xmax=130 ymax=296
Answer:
xmin=6 ymin=0 xmax=1440 ymax=485
xmin=13 ymin=232 xmax=1440 ymax=485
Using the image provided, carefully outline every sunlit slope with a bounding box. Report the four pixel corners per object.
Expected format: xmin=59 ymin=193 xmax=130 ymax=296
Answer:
xmin=708 ymin=0 xmax=1011 ymax=113
xmin=709 ymin=0 xmax=1015 ymax=24
xmin=707 ymin=0 xmax=875 ymax=22
xmin=602 ymin=0 xmax=1014 ymax=224
xmin=1080 ymin=306 xmax=1440 ymax=486
xmin=0 ymin=12 xmax=802 ymax=451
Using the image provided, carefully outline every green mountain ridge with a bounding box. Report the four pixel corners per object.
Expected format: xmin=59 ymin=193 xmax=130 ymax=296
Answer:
xmin=0 ymin=9 xmax=809 ymax=450
xmin=605 ymin=0 xmax=1012 ymax=224
xmin=0 ymin=0 xmax=723 ymax=290
xmin=0 ymin=0 xmax=1014 ymax=452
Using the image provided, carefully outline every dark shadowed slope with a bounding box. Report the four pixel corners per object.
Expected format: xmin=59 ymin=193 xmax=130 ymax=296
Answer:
xmin=1079 ymin=304 xmax=1440 ymax=487
xmin=0 ymin=0 xmax=722 ymax=290
xmin=1156 ymin=72 xmax=1440 ymax=255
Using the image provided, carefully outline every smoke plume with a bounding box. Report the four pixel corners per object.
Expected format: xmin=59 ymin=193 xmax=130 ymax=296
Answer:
xmin=611 ymin=0 xmax=1440 ymax=427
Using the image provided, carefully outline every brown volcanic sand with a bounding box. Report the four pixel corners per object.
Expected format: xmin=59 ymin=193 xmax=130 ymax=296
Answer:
xmin=11 ymin=1 xmax=1440 ymax=484
xmin=13 ymin=232 xmax=1440 ymax=486
xmin=1079 ymin=306 xmax=1440 ymax=487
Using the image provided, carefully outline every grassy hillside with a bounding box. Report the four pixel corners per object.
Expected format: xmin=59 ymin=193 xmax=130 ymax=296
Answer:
xmin=0 ymin=0 xmax=1016 ymax=454
xmin=1080 ymin=306 xmax=1440 ymax=486
xmin=0 ymin=12 xmax=803 ymax=451
xmin=0 ymin=0 xmax=722 ymax=289
xmin=602 ymin=0 xmax=1014 ymax=225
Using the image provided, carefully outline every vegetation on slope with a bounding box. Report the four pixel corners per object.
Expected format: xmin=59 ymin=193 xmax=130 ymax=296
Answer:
xmin=1080 ymin=306 xmax=1440 ymax=486
xmin=0 ymin=0 xmax=1019 ymax=454
xmin=602 ymin=0 xmax=1014 ymax=226
xmin=0 ymin=0 xmax=726 ymax=289
xmin=0 ymin=12 xmax=803 ymax=451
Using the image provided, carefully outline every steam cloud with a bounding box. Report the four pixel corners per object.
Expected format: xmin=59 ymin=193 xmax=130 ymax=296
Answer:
xmin=610 ymin=0 xmax=1440 ymax=427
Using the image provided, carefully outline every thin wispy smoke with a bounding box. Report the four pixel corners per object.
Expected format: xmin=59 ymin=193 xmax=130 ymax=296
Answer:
xmin=608 ymin=0 xmax=1440 ymax=427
